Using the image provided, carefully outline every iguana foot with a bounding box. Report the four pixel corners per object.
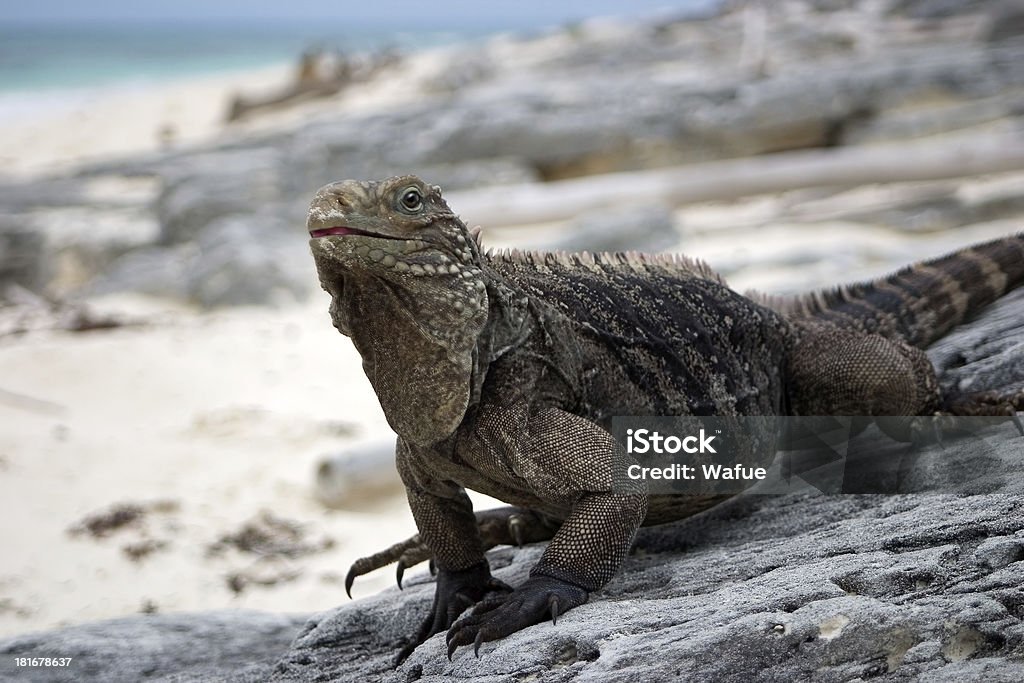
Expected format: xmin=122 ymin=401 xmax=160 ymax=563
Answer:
xmin=936 ymin=389 xmax=1024 ymax=439
xmin=897 ymin=389 xmax=1024 ymax=450
xmin=345 ymin=535 xmax=429 ymax=597
xmin=445 ymin=575 xmax=588 ymax=659
xmin=395 ymin=561 xmax=511 ymax=664
xmin=345 ymin=507 xmax=559 ymax=595
xmin=943 ymin=388 xmax=1024 ymax=418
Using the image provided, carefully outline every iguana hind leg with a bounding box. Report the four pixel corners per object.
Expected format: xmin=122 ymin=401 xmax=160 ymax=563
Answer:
xmin=787 ymin=322 xmax=1022 ymax=442
xmin=943 ymin=388 xmax=1024 ymax=417
xmin=933 ymin=388 xmax=1024 ymax=438
xmin=787 ymin=323 xmax=941 ymax=420
xmin=344 ymin=506 xmax=559 ymax=597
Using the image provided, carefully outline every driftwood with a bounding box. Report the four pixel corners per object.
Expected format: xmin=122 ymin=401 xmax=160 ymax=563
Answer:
xmin=226 ymin=49 xmax=401 ymax=122
xmin=226 ymin=81 xmax=345 ymax=123
xmin=448 ymin=135 xmax=1024 ymax=228
xmin=0 ymin=285 xmax=131 ymax=338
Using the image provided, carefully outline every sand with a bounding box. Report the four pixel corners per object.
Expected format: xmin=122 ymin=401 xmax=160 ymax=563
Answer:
xmin=0 ymin=56 xmax=486 ymax=639
xmin=0 ymin=42 xmax=455 ymax=179
xmin=0 ymin=293 xmax=508 ymax=637
xmin=0 ymin=65 xmax=291 ymax=178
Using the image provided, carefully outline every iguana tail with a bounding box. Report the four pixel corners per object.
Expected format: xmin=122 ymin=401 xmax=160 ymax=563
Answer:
xmin=763 ymin=233 xmax=1024 ymax=348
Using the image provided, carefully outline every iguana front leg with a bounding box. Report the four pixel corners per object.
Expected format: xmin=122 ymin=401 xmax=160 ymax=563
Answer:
xmin=345 ymin=506 xmax=561 ymax=594
xmin=445 ymin=489 xmax=646 ymax=657
xmin=444 ymin=406 xmax=648 ymax=657
xmin=391 ymin=443 xmax=514 ymax=663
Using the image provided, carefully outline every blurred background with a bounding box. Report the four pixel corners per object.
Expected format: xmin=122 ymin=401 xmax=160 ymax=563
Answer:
xmin=1 ymin=0 xmax=1023 ymax=638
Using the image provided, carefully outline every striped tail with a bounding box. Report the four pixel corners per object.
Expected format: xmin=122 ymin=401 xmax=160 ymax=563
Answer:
xmin=767 ymin=233 xmax=1024 ymax=348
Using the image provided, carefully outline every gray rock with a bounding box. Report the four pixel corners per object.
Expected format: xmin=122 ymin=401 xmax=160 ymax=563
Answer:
xmin=0 ymin=217 xmax=49 ymax=296
xmin=973 ymin=536 xmax=1024 ymax=569
xmin=401 ymin=41 xmax=1024 ymax=178
xmin=187 ymin=215 xmax=315 ymax=308
xmin=887 ymin=0 xmax=999 ymax=19
xmin=930 ymin=287 xmax=1024 ymax=398
xmin=405 ymin=159 xmax=540 ymax=192
xmin=85 ymin=244 xmax=197 ymax=301
xmin=525 ymin=203 xmax=679 ymax=254
xmin=838 ymin=192 xmax=1024 ymax=233
xmin=85 ymin=214 xmax=316 ymax=308
xmin=0 ymin=611 xmax=309 ymax=683
xmin=8 ymin=3 xmax=1024 ymax=309
xmin=155 ymin=148 xmax=287 ymax=245
xmin=422 ymin=50 xmax=495 ymax=94
xmin=0 ymin=176 xmax=161 ymax=297
xmin=841 ymin=95 xmax=1024 ymax=147
xmin=987 ymin=1 xmax=1024 ymax=43
xmin=0 ymin=177 xmax=89 ymax=211
xmin=29 ymin=206 xmax=162 ymax=295
xmin=200 ymin=35 xmax=1024 ymax=198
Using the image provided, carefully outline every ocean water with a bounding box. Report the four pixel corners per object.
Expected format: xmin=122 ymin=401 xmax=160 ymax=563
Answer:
xmin=0 ymin=3 xmax=719 ymax=122
xmin=0 ymin=22 xmax=492 ymax=93
xmin=0 ymin=21 xmax=501 ymax=122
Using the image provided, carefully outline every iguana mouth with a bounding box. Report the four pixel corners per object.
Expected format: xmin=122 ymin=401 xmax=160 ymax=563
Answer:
xmin=310 ymin=226 xmax=406 ymax=240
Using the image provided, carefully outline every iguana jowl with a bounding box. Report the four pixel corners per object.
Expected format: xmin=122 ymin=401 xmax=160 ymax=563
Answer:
xmin=306 ymin=175 xmax=1024 ymax=661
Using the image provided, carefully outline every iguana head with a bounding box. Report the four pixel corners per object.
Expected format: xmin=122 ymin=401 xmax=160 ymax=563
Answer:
xmin=306 ymin=175 xmax=490 ymax=445
xmin=307 ymin=174 xmax=485 ymax=287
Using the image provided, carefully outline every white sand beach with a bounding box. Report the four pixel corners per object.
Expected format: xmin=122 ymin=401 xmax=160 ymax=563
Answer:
xmin=0 ymin=65 xmax=287 ymax=178
xmin=0 ymin=291 xmax=513 ymax=637
xmin=0 ymin=57 xmax=490 ymax=637
xmin=0 ymin=42 xmax=455 ymax=179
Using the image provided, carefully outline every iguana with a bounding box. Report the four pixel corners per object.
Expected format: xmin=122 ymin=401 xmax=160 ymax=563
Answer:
xmin=305 ymin=175 xmax=1024 ymax=662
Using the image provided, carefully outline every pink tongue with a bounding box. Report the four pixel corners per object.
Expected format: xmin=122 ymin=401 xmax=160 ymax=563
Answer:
xmin=310 ymin=226 xmax=356 ymax=238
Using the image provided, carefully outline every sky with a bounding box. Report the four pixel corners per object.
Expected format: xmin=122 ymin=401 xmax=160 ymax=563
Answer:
xmin=0 ymin=0 xmax=718 ymax=26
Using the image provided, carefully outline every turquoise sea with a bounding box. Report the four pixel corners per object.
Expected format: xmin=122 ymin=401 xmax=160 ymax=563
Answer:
xmin=0 ymin=22 xmax=498 ymax=93
xmin=0 ymin=3 xmax=718 ymax=121
xmin=0 ymin=20 xmax=513 ymax=122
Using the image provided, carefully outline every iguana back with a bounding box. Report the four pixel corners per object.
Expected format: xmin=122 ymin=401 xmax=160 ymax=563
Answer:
xmin=483 ymin=249 xmax=790 ymax=420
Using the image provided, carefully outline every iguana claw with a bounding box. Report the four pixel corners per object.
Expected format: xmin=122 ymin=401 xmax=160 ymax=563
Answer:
xmin=907 ymin=416 xmax=946 ymax=450
xmin=911 ymin=387 xmax=1024 ymax=447
xmin=344 ymin=566 xmax=355 ymax=599
xmin=508 ymin=515 xmax=526 ymax=547
xmin=398 ymin=562 xmax=511 ymax=665
xmin=396 ymin=560 xmax=407 ymax=590
xmin=345 ymin=508 xmax=558 ymax=597
xmin=344 ymin=535 xmax=427 ymax=597
xmin=445 ymin=575 xmax=588 ymax=659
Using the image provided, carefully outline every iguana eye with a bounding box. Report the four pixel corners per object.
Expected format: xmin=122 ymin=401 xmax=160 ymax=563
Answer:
xmin=399 ymin=187 xmax=423 ymax=213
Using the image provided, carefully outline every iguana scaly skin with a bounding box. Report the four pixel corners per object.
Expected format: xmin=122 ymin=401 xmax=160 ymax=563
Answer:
xmin=306 ymin=175 xmax=1024 ymax=661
